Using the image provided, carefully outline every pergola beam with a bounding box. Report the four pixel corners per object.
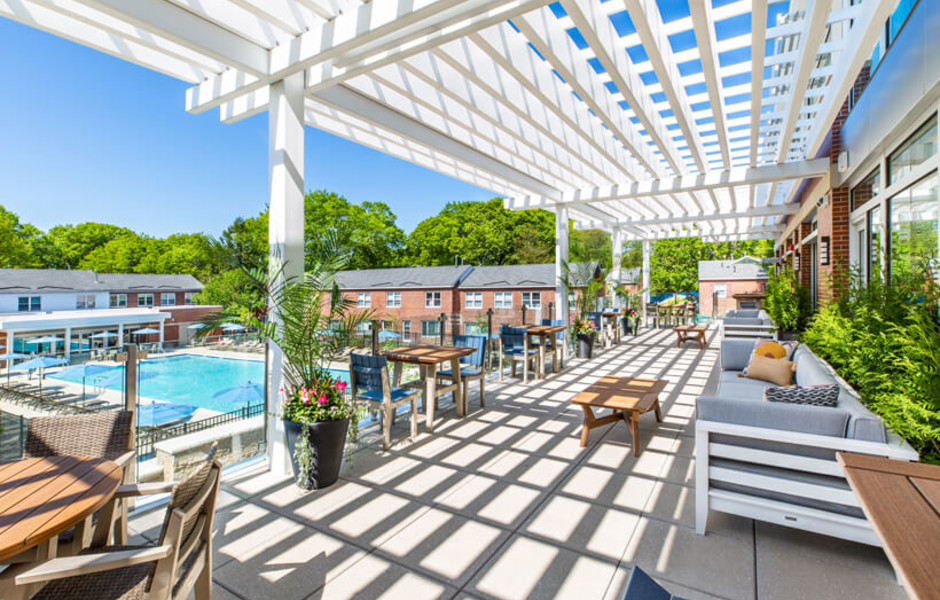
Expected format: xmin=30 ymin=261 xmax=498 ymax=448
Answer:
xmin=578 ymin=204 xmax=800 ymax=229
xmin=748 ymin=0 xmax=767 ymax=169
xmin=506 ymin=158 xmax=830 ymax=209
xmin=76 ymin=0 xmax=269 ymax=76
xmin=689 ymin=0 xmax=730 ymax=169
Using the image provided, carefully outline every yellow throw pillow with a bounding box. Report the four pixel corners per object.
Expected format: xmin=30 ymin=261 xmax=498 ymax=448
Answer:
xmin=754 ymin=340 xmax=788 ymax=360
xmin=745 ymin=354 xmax=795 ymax=387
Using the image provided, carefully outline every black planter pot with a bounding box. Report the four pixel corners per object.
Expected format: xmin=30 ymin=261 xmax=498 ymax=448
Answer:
xmin=284 ymin=417 xmax=350 ymax=490
xmin=621 ymin=317 xmax=631 ymax=335
xmin=632 ymin=319 xmax=640 ymax=336
xmin=576 ymin=332 xmax=595 ymax=359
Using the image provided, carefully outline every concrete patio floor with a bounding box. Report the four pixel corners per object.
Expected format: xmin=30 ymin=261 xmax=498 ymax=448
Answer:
xmin=131 ymin=325 xmax=905 ymax=600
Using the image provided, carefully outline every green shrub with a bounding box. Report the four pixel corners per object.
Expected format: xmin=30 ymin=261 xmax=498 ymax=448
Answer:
xmin=802 ymin=263 xmax=940 ymax=462
xmin=764 ymin=266 xmax=811 ymax=332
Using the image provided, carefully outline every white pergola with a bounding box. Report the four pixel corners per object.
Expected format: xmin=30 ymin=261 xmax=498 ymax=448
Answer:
xmin=1 ymin=0 xmax=894 ymax=473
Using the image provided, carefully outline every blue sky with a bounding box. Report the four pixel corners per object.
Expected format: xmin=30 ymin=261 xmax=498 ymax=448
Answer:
xmin=0 ymin=18 xmax=493 ymax=237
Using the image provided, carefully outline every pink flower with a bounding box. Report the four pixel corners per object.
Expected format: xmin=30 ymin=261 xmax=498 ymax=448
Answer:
xmin=334 ymin=380 xmax=347 ymax=393
xmin=317 ymin=395 xmax=328 ymax=405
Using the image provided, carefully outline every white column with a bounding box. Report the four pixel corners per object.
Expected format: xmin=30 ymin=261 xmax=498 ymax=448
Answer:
xmin=267 ymin=73 xmax=306 ymax=477
xmin=7 ymin=331 xmax=13 ymax=361
xmin=611 ymin=228 xmax=623 ymax=308
xmin=158 ymin=320 xmax=165 ymax=348
xmin=642 ymin=239 xmax=651 ymax=312
xmin=64 ymin=327 xmax=71 ymax=360
xmin=555 ymin=205 xmax=570 ymax=349
xmin=118 ymin=323 xmax=124 ymax=348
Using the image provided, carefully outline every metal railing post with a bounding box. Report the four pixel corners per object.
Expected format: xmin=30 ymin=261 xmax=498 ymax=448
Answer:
xmin=521 ymin=304 xmax=527 ymax=325
xmin=439 ymin=313 xmax=446 ymax=346
xmin=371 ymin=319 xmax=379 ymax=355
xmin=548 ymin=302 xmax=554 ymax=322
xmin=486 ymin=308 xmax=494 ymax=372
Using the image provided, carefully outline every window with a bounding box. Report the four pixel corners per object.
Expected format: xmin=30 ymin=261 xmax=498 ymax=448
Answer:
xmin=386 ymin=292 xmax=401 ymax=308
xmin=161 ymin=293 xmax=176 ymax=306
xmin=425 ymin=291 xmax=441 ymax=308
xmin=521 ymin=292 xmax=541 ymax=308
xmin=851 ymin=167 xmax=880 ymax=212
xmin=888 ymin=117 xmax=937 ymax=185
xmin=17 ymin=296 xmax=40 ymax=312
xmin=493 ymin=292 xmax=512 ymax=309
xmin=184 ymin=292 xmax=197 ymax=305
xmin=465 ymin=323 xmax=485 ymax=335
xmin=714 ymin=284 xmax=727 ymax=299
xmin=110 ymin=294 xmax=127 ymax=308
xmin=421 ymin=320 xmax=440 ymax=337
xmin=464 ymin=292 xmax=482 ymax=309
xmin=889 ymin=174 xmax=938 ymax=281
xmin=138 ymin=293 xmax=154 ymax=307
xmin=76 ymin=294 xmax=96 ymax=310
xmin=356 ymin=321 xmax=371 ymax=335
xmin=357 ymin=292 xmax=371 ymax=308
xmin=868 ymin=206 xmax=884 ymax=283
xmin=402 ymin=320 xmax=411 ymax=340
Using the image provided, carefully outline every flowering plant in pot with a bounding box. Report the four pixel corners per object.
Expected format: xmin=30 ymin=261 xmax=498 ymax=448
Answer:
xmin=571 ymin=316 xmax=597 ymax=359
xmin=624 ymin=307 xmax=640 ymax=335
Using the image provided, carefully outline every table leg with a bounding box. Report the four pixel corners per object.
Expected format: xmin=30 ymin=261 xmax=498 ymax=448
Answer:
xmin=451 ymin=357 xmax=464 ymax=418
xmin=629 ymin=411 xmax=641 ymax=456
xmin=538 ymin=337 xmax=546 ymax=379
xmin=653 ymin=398 xmax=663 ymax=422
xmin=579 ymin=405 xmax=595 ymax=447
xmin=423 ymin=365 xmax=437 ymax=433
xmin=392 ymin=361 xmax=403 ymax=387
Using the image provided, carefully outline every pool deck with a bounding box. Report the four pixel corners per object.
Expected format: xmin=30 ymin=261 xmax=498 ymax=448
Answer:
xmin=127 ymin=325 xmax=904 ymax=600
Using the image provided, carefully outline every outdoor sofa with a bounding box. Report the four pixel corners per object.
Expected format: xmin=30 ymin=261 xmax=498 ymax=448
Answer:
xmin=695 ymin=339 xmax=918 ymax=545
xmin=721 ymin=309 xmax=775 ymax=340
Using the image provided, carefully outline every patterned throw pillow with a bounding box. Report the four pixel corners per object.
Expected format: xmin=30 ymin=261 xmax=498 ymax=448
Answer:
xmin=764 ymin=384 xmax=839 ymax=407
xmin=741 ymin=339 xmax=799 ymax=376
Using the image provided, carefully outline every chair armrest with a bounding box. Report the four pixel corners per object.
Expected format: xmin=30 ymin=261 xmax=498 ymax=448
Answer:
xmin=114 ymin=481 xmax=177 ymax=498
xmin=5 ymin=545 xmax=174 ymax=586
xmin=113 ymin=450 xmax=136 ymax=470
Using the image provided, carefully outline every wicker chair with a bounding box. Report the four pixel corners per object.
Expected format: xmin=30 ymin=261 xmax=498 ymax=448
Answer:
xmin=19 ymin=412 xmax=136 ymax=557
xmin=0 ymin=445 xmax=222 ymax=600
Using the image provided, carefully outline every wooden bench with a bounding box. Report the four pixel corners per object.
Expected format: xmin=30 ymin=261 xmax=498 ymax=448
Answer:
xmin=571 ymin=376 xmax=668 ymax=456
xmin=673 ymin=324 xmax=708 ymax=349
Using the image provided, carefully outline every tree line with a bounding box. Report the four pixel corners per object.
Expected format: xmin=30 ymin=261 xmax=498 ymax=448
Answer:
xmin=0 ymin=190 xmax=773 ymax=314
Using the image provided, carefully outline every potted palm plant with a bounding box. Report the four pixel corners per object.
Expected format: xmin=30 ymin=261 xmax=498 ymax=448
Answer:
xmin=560 ymin=261 xmax=606 ymax=359
xmin=200 ymin=245 xmax=370 ymax=491
xmin=571 ymin=316 xmax=597 ymax=358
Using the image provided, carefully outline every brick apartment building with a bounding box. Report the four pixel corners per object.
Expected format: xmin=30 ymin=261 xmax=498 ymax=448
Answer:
xmin=697 ymin=257 xmax=771 ymax=318
xmin=335 ymin=263 xmax=603 ymax=340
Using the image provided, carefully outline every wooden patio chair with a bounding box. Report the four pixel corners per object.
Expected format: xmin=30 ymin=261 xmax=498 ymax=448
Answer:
xmin=645 ymin=303 xmax=660 ymax=328
xmin=10 ymin=411 xmax=136 ymax=560
xmin=349 ymin=353 xmax=419 ymax=450
xmin=437 ymin=335 xmax=486 ymax=410
xmin=498 ymin=326 xmax=539 ymax=383
xmin=0 ymin=445 xmax=221 ymax=600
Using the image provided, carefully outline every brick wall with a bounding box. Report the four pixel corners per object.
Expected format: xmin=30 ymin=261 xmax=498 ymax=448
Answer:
xmin=456 ymin=288 xmax=558 ymax=333
xmin=698 ymin=280 xmax=767 ymax=317
xmin=341 ymin=288 xmax=459 ymax=340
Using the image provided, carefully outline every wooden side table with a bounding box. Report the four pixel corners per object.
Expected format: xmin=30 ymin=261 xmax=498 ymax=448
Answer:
xmin=571 ymin=376 xmax=668 ymax=456
xmin=673 ymin=324 xmax=708 ymax=350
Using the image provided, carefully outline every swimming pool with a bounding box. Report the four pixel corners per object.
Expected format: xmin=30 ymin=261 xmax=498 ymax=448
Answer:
xmin=50 ymin=354 xmax=350 ymax=414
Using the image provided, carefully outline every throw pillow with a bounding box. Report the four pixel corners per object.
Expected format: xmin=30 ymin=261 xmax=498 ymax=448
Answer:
xmin=741 ymin=339 xmax=799 ymax=376
xmin=764 ymin=384 xmax=839 ymax=407
xmin=744 ymin=354 xmax=795 ymax=386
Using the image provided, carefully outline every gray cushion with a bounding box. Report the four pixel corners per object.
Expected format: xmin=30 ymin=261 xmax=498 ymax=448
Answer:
xmin=718 ymin=372 xmax=778 ymax=401
xmin=725 ymin=317 xmax=766 ymax=326
xmin=726 ymin=310 xmax=760 ymax=318
xmin=720 ymin=339 xmax=755 ymax=371
xmin=697 ymin=396 xmax=850 ymax=438
xmin=793 ymin=354 xmax=835 ymax=388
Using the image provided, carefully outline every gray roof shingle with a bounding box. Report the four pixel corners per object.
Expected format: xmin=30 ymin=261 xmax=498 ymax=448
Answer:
xmin=335 ymin=266 xmax=472 ymax=289
xmin=459 ymin=264 xmax=555 ymax=289
xmin=0 ymin=269 xmax=204 ymax=292
xmin=698 ymin=257 xmax=771 ymax=281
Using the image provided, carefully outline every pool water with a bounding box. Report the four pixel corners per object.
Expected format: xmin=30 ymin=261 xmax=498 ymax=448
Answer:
xmin=51 ymin=354 xmax=350 ymax=414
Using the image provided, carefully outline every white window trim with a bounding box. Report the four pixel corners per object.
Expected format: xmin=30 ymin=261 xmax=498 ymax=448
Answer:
xmin=425 ymin=291 xmax=442 ymax=308
xmin=138 ymin=294 xmax=154 ymax=307
xmin=357 ymin=292 xmax=371 ymax=308
xmin=493 ymin=292 xmax=513 ymax=309
xmin=465 ymin=292 xmax=482 ymax=309
xmin=386 ymin=292 xmax=401 ymax=308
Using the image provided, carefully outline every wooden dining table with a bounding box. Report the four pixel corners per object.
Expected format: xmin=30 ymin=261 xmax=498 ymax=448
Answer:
xmin=524 ymin=324 xmax=567 ymax=378
xmin=384 ymin=345 xmax=477 ymax=432
xmin=0 ymin=456 xmax=122 ymax=562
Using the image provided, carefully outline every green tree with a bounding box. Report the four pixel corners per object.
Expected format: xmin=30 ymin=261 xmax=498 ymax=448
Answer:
xmin=0 ymin=205 xmax=40 ymax=267
xmin=570 ymin=228 xmax=612 ymax=269
xmin=78 ymin=233 xmax=151 ymax=273
xmin=303 ymin=190 xmax=405 ymax=270
xmin=407 ymin=198 xmax=554 ymax=265
xmin=136 ymin=233 xmax=218 ymax=280
xmin=35 ymin=222 xmax=134 ymax=269
xmin=649 ymin=236 xmax=773 ymax=294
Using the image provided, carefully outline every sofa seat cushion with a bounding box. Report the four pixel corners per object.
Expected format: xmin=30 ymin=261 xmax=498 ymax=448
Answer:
xmin=718 ymin=371 xmax=778 ymax=401
xmin=697 ymin=396 xmax=850 ymax=437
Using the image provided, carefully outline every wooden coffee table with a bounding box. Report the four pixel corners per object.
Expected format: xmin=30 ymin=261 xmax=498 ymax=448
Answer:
xmin=571 ymin=376 xmax=668 ymax=456
xmin=673 ymin=324 xmax=708 ymax=349
xmin=837 ymin=452 xmax=940 ymax=600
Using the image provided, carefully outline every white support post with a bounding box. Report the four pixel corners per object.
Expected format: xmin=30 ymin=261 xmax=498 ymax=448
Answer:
xmin=118 ymin=323 xmax=124 ymax=348
xmin=555 ymin=204 xmax=569 ymax=351
xmin=267 ymin=72 xmax=306 ymax=477
xmin=158 ymin=320 xmax=165 ymax=349
xmin=8 ymin=332 xmax=14 ymax=359
xmin=64 ymin=328 xmax=71 ymax=360
xmin=611 ymin=228 xmax=623 ymax=308
xmin=642 ymin=239 xmax=651 ymax=312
